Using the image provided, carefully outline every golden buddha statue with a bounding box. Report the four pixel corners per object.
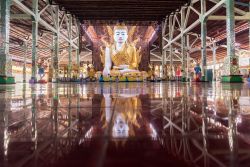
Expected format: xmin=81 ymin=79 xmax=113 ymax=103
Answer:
xmin=100 ymin=23 xmax=142 ymax=77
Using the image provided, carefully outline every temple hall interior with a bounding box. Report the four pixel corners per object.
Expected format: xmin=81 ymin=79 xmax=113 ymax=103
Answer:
xmin=0 ymin=0 xmax=250 ymax=167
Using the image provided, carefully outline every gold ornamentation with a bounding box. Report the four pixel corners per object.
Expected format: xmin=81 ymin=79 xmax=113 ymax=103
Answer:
xmin=100 ymin=23 xmax=141 ymax=70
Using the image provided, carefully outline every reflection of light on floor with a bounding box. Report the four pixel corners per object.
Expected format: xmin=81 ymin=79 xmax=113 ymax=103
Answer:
xmin=11 ymin=97 xmax=32 ymax=111
xmin=207 ymin=95 xmax=215 ymax=102
xmin=3 ymin=82 xmax=250 ymax=166
xmin=236 ymin=115 xmax=242 ymax=125
xmin=79 ymin=127 xmax=93 ymax=145
xmin=190 ymin=110 xmax=228 ymax=130
xmin=38 ymin=85 xmax=47 ymax=95
xmin=150 ymin=123 xmax=157 ymax=140
xmin=4 ymin=128 xmax=9 ymax=156
xmin=85 ymin=127 xmax=93 ymax=138
xmin=80 ymin=84 xmax=88 ymax=98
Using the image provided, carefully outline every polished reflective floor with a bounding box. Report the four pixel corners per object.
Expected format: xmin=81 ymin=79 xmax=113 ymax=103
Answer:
xmin=1 ymin=82 xmax=250 ymax=167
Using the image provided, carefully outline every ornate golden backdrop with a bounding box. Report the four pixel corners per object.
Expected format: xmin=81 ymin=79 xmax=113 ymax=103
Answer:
xmin=83 ymin=23 xmax=159 ymax=71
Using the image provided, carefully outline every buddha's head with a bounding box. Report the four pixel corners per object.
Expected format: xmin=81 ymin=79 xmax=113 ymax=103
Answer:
xmin=113 ymin=23 xmax=128 ymax=45
xmin=112 ymin=113 xmax=129 ymax=138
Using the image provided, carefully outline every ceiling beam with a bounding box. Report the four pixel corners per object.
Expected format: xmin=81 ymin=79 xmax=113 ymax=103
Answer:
xmin=54 ymin=0 xmax=188 ymax=21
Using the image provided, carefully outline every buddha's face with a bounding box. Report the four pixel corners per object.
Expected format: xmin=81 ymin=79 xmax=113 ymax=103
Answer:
xmin=114 ymin=29 xmax=128 ymax=45
xmin=112 ymin=114 xmax=129 ymax=137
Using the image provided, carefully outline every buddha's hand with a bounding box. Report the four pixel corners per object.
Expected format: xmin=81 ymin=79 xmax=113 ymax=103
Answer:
xmin=103 ymin=67 xmax=110 ymax=76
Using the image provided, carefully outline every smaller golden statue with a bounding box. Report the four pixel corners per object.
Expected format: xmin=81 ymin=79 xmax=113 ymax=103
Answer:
xmin=147 ymin=63 xmax=155 ymax=80
xmin=86 ymin=63 xmax=96 ymax=81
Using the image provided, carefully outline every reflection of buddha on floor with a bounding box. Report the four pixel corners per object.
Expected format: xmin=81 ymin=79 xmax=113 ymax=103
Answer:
xmin=101 ymin=94 xmax=142 ymax=138
xmin=100 ymin=23 xmax=142 ymax=77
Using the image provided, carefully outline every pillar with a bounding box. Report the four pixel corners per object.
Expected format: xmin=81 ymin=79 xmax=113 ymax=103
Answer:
xmin=221 ymin=0 xmax=242 ymax=82
xmin=76 ymin=20 xmax=80 ymax=80
xmin=52 ymin=34 xmax=59 ymax=82
xmin=169 ymin=15 xmax=174 ymax=80
xmin=201 ymin=0 xmax=207 ymax=82
xmin=76 ymin=21 xmax=80 ymax=68
xmin=52 ymin=6 xmax=59 ymax=83
xmin=49 ymin=36 xmax=54 ymax=82
xmin=186 ymin=35 xmax=190 ymax=81
xmin=23 ymin=83 xmax=26 ymax=107
xmin=0 ymin=0 xmax=15 ymax=84
xmin=23 ymin=54 xmax=27 ymax=83
xmin=212 ymin=42 xmax=217 ymax=81
xmin=67 ymin=15 xmax=72 ymax=79
xmin=30 ymin=0 xmax=39 ymax=83
xmin=23 ymin=43 xmax=28 ymax=83
xmin=161 ymin=19 xmax=166 ymax=79
xmin=181 ymin=7 xmax=187 ymax=82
